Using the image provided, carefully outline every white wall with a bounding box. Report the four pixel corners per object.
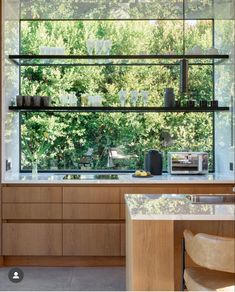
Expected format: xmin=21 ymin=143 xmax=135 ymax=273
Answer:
xmin=1 ymin=0 xmax=20 ymax=180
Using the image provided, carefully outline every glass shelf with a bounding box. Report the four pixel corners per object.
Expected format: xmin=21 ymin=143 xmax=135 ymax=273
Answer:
xmin=9 ymin=106 xmax=230 ymax=113
xmin=9 ymin=54 xmax=229 ymax=66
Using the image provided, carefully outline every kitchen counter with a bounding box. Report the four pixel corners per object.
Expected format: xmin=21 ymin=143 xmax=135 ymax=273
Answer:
xmin=125 ymin=194 xmax=235 ymax=220
xmin=2 ymin=172 xmax=234 ymax=184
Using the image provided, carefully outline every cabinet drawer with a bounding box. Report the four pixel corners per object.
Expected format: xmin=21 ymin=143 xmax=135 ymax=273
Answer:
xmin=63 ymin=223 xmax=120 ymax=256
xmin=3 ymin=223 xmax=62 ymax=256
xmin=3 ymin=204 xmax=62 ymax=220
xmin=178 ymin=185 xmax=235 ymax=194
xmin=120 ymin=186 xmax=178 ymax=203
xmin=63 ymin=204 xmax=120 ymax=220
xmin=2 ymin=187 xmax=62 ymax=203
xmin=63 ymin=187 xmax=120 ymax=203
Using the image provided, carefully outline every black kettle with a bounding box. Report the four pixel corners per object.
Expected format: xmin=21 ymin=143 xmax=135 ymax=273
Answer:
xmin=144 ymin=150 xmax=163 ymax=175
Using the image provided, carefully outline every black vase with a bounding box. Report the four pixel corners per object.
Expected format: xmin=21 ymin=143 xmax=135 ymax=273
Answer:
xmin=145 ymin=150 xmax=163 ymax=175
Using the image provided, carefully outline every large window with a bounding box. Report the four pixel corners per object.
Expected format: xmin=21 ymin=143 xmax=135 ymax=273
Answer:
xmin=20 ymin=19 xmax=214 ymax=172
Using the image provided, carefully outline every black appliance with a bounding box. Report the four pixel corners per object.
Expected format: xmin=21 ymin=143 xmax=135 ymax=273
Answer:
xmin=144 ymin=150 xmax=163 ymax=175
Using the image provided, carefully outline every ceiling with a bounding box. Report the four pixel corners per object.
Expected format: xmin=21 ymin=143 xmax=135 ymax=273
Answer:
xmin=6 ymin=0 xmax=235 ymax=20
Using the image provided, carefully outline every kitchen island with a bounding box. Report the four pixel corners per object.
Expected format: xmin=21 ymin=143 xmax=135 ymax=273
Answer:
xmin=126 ymin=194 xmax=235 ymax=291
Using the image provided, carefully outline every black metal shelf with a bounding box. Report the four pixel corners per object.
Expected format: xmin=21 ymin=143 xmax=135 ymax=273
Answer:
xmin=9 ymin=54 xmax=229 ymax=66
xmin=9 ymin=106 xmax=230 ymax=113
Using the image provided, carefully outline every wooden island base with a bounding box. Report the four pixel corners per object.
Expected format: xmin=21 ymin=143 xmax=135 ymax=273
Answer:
xmin=126 ymin=218 xmax=235 ymax=291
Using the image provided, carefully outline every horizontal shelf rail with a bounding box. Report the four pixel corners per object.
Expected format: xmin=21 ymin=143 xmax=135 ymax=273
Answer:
xmin=9 ymin=54 xmax=229 ymax=66
xmin=9 ymin=106 xmax=230 ymax=113
xmin=9 ymin=54 xmax=230 ymax=59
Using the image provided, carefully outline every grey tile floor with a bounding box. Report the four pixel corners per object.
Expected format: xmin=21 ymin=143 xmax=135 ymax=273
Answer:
xmin=0 ymin=267 xmax=126 ymax=291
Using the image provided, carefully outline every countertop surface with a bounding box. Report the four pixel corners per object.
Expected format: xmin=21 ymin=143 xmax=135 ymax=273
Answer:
xmin=125 ymin=194 xmax=235 ymax=220
xmin=2 ymin=172 xmax=234 ymax=184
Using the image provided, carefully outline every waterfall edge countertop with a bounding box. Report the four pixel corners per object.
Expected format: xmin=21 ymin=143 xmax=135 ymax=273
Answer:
xmin=2 ymin=172 xmax=235 ymax=184
xmin=125 ymin=194 xmax=235 ymax=220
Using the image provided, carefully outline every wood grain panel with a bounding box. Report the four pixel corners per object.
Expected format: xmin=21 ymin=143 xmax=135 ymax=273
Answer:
xmin=63 ymin=186 xmax=120 ymax=203
xmin=120 ymin=204 xmax=125 ymax=219
xmin=63 ymin=204 xmax=120 ymax=220
xmin=127 ymin=218 xmax=175 ymax=291
xmin=121 ymin=223 xmax=126 ymax=256
xmin=3 ymin=223 xmax=62 ymax=256
xmin=3 ymin=203 xmax=62 ymax=220
xmin=178 ymin=184 xmax=234 ymax=195
xmin=0 ymin=187 xmax=1 ymax=256
xmin=63 ymin=223 xmax=120 ymax=256
xmin=2 ymin=187 xmax=62 ymax=203
xmin=120 ymin=186 xmax=178 ymax=203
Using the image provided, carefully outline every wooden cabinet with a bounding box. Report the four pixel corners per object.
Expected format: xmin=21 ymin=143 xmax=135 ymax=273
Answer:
xmin=3 ymin=223 xmax=62 ymax=256
xmin=2 ymin=186 xmax=62 ymax=203
xmin=1 ymin=183 xmax=233 ymax=262
xmin=3 ymin=203 xmax=62 ymax=220
xmin=63 ymin=223 xmax=121 ymax=256
xmin=63 ymin=186 xmax=120 ymax=203
xmin=63 ymin=204 xmax=120 ymax=220
xmin=178 ymin=184 xmax=234 ymax=194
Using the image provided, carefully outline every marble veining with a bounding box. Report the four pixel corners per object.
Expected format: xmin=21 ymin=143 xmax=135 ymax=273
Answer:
xmin=125 ymin=194 xmax=235 ymax=220
xmin=2 ymin=172 xmax=235 ymax=184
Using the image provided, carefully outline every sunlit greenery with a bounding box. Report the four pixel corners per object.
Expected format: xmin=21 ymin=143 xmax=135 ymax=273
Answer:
xmin=20 ymin=20 xmax=214 ymax=171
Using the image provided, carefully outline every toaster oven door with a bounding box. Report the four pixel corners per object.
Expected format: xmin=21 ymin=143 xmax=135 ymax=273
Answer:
xmin=171 ymin=153 xmax=200 ymax=173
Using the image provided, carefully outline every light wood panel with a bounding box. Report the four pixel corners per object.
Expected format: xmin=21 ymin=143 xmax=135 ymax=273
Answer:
xmin=127 ymin=218 xmax=175 ymax=291
xmin=63 ymin=204 xmax=120 ymax=220
xmin=120 ymin=186 xmax=178 ymax=203
xmin=3 ymin=223 xmax=62 ymax=256
xmin=178 ymin=184 xmax=234 ymax=194
xmin=63 ymin=223 xmax=120 ymax=256
xmin=63 ymin=186 xmax=120 ymax=203
xmin=121 ymin=223 xmax=126 ymax=256
xmin=3 ymin=203 xmax=62 ymax=220
xmin=0 ymin=187 xmax=1 ymax=256
xmin=2 ymin=187 xmax=62 ymax=203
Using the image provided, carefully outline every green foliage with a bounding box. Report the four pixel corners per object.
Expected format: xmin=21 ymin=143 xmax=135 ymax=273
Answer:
xmin=20 ymin=20 xmax=214 ymax=171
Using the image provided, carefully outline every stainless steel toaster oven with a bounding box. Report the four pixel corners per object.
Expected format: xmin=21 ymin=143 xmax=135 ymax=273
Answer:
xmin=168 ymin=152 xmax=209 ymax=174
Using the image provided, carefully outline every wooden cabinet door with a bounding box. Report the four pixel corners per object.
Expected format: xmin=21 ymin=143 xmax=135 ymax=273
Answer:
xmin=63 ymin=186 xmax=120 ymax=203
xmin=63 ymin=204 xmax=120 ymax=220
xmin=3 ymin=223 xmax=62 ymax=256
xmin=2 ymin=187 xmax=62 ymax=203
xmin=63 ymin=223 xmax=120 ymax=256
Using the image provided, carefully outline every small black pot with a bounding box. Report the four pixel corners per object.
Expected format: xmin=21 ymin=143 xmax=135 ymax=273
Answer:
xmin=210 ymin=100 xmax=218 ymax=108
xmin=187 ymin=100 xmax=195 ymax=108
xmin=175 ymin=100 xmax=181 ymax=107
xmin=199 ymin=100 xmax=208 ymax=108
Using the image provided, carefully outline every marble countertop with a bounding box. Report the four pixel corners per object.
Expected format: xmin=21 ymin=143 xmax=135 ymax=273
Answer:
xmin=125 ymin=194 xmax=235 ymax=220
xmin=2 ymin=172 xmax=234 ymax=184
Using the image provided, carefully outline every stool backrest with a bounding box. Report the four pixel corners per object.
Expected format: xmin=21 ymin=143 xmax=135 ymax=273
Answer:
xmin=184 ymin=230 xmax=235 ymax=273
